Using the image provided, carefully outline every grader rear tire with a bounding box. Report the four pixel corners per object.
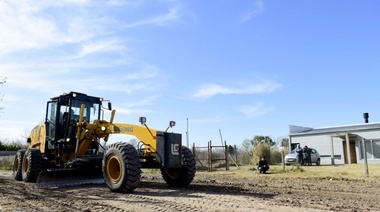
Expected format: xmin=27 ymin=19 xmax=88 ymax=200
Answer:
xmin=103 ymin=142 xmax=141 ymax=193
xmin=13 ymin=149 xmax=26 ymax=181
xmin=22 ymin=148 xmax=43 ymax=182
xmin=161 ymin=146 xmax=196 ymax=187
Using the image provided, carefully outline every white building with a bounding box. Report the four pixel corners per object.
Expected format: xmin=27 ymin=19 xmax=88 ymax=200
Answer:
xmin=288 ymin=122 xmax=380 ymax=165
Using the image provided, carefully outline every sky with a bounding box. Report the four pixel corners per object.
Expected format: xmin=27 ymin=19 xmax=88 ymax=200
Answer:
xmin=1 ymin=0 xmax=380 ymax=148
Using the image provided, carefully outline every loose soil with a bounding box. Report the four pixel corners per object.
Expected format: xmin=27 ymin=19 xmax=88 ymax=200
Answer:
xmin=0 ymin=166 xmax=379 ymax=212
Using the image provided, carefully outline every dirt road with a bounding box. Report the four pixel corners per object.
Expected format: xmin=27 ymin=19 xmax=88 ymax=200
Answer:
xmin=0 ymin=169 xmax=378 ymax=212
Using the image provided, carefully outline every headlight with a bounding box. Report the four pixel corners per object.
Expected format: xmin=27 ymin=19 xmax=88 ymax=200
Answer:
xmin=101 ymin=126 xmax=106 ymax=131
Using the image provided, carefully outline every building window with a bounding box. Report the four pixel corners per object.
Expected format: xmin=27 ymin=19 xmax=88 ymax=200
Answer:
xmin=373 ymin=140 xmax=380 ymax=159
xmin=361 ymin=139 xmax=380 ymax=159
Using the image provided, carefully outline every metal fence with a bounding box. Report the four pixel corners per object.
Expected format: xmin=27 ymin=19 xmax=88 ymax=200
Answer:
xmin=0 ymin=151 xmax=17 ymax=156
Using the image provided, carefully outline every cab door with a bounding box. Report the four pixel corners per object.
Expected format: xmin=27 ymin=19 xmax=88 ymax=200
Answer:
xmin=45 ymin=101 xmax=58 ymax=141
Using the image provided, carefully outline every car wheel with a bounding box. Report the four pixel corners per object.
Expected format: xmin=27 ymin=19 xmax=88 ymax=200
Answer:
xmin=316 ymin=158 xmax=320 ymax=166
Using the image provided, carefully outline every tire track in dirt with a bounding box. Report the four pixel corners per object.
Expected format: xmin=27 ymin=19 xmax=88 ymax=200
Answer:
xmin=2 ymin=170 xmax=380 ymax=212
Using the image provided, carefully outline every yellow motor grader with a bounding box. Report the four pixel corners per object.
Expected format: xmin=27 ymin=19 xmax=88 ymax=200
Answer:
xmin=12 ymin=92 xmax=196 ymax=192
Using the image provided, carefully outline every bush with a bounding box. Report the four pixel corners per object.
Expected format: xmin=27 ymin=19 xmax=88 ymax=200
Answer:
xmin=251 ymin=143 xmax=271 ymax=165
xmin=0 ymin=140 xmax=26 ymax=151
xmin=0 ymin=157 xmax=13 ymax=170
xmin=250 ymin=145 xmax=289 ymax=165
xmin=270 ymin=149 xmax=283 ymax=164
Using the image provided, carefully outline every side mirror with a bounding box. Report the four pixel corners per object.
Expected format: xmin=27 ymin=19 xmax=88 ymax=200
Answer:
xmin=165 ymin=120 xmax=176 ymax=132
xmin=108 ymin=102 xmax=112 ymax=110
xmin=139 ymin=117 xmax=146 ymax=125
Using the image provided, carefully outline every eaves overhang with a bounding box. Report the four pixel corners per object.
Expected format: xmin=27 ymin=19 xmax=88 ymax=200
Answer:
xmin=289 ymin=122 xmax=380 ymax=137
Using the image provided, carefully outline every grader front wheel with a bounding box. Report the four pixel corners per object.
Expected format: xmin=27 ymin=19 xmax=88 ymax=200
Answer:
xmin=22 ymin=148 xmax=42 ymax=182
xmin=161 ymin=146 xmax=196 ymax=187
xmin=103 ymin=142 xmax=141 ymax=193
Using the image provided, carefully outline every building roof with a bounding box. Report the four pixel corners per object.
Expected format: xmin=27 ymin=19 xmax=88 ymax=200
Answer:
xmin=289 ymin=122 xmax=380 ymax=136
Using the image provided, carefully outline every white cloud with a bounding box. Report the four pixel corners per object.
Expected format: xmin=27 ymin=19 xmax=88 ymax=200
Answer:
xmin=240 ymin=0 xmax=264 ymax=23
xmin=239 ymin=102 xmax=274 ymax=118
xmin=0 ymin=0 xmax=171 ymax=95
xmin=0 ymin=0 xmax=191 ymax=141
xmin=0 ymin=1 xmax=139 ymax=57
xmin=0 ymin=1 xmax=57 ymax=54
xmin=74 ymin=39 xmax=126 ymax=58
xmin=0 ymin=120 xmax=37 ymax=141
xmin=105 ymin=0 xmax=144 ymax=7
xmin=193 ymin=78 xmax=282 ymax=99
xmin=1 ymin=66 xmax=162 ymax=95
xmin=124 ymin=5 xmax=183 ymax=28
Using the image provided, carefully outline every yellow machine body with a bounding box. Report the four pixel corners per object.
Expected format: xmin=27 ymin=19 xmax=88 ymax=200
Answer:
xmin=16 ymin=92 xmax=194 ymax=191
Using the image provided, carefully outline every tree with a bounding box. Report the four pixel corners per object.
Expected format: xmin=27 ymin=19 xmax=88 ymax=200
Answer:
xmin=252 ymin=135 xmax=276 ymax=146
xmin=280 ymin=137 xmax=289 ymax=148
xmin=240 ymin=135 xmax=276 ymax=166
xmin=240 ymin=139 xmax=254 ymax=165
xmin=242 ymin=139 xmax=253 ymax=152
xmin=228 ymin=145 xmax=235 ymax=155
xmin=251 ymin=143 xmax=271 ymax=165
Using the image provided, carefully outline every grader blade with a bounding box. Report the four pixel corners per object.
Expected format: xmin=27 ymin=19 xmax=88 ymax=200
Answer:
xmin=36 ymin=169 xmax=104 ymax=188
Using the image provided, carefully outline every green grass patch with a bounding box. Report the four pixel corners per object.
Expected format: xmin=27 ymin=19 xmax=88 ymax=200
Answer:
xmin=0 ymin=157 xmax=13 ymax=170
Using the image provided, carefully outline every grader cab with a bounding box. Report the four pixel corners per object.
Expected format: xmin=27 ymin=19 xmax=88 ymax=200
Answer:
xmin=12 ymin=92 xmax=196 ymax=192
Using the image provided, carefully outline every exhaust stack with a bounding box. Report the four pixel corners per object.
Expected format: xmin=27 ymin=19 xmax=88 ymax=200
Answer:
xmin=363 ymin=113 xmax=369 ymax=123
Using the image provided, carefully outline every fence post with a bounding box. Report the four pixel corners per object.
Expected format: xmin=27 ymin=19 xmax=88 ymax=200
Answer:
xmin=210 ymin=140 xmax=213 ymax=172
xmin=234 ymin=145 xmax=237 ymax=163
xmin=225 ymin=141 xmax=229 ymax=170
xmin=208 ymin=141 xmax=211 ymax=172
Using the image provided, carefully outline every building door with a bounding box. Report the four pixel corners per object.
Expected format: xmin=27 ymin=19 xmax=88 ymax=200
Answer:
xmin=343 ymin=141 xmax=348 ymax=164
xmin=342 ymin=140 xmax=357 ymax=164
xmin=291 ymin=143 xmax=299 ymax=151
xmin=349 ymin=141 xmax=357 ymax=163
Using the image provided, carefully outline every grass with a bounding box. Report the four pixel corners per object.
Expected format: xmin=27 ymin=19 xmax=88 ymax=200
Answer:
xmin=196 ymin=163 xmax=380 ymax=180
xmin=0 ymin=157 xmax=13 ymax=170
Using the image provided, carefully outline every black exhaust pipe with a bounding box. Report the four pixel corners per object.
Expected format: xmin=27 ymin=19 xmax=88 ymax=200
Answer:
xmin=363 ymin=113 xmax=369 ymax=123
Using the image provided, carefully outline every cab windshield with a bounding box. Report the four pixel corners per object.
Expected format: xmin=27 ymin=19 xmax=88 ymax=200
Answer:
xmin=68 ymin=100 xmax=101 ymax=123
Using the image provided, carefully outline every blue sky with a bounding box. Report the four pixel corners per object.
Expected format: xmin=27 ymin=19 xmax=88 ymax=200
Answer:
xmin=1 ymin=0 xmax=380 ymax=148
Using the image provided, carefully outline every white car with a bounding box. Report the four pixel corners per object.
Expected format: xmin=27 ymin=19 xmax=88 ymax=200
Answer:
xmin=285 ymin=148 xmax=321 ymax=166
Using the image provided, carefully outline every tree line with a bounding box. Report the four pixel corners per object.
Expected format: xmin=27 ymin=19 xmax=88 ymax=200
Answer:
xmin=0 ymin=140 xmax=26 ymax=151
